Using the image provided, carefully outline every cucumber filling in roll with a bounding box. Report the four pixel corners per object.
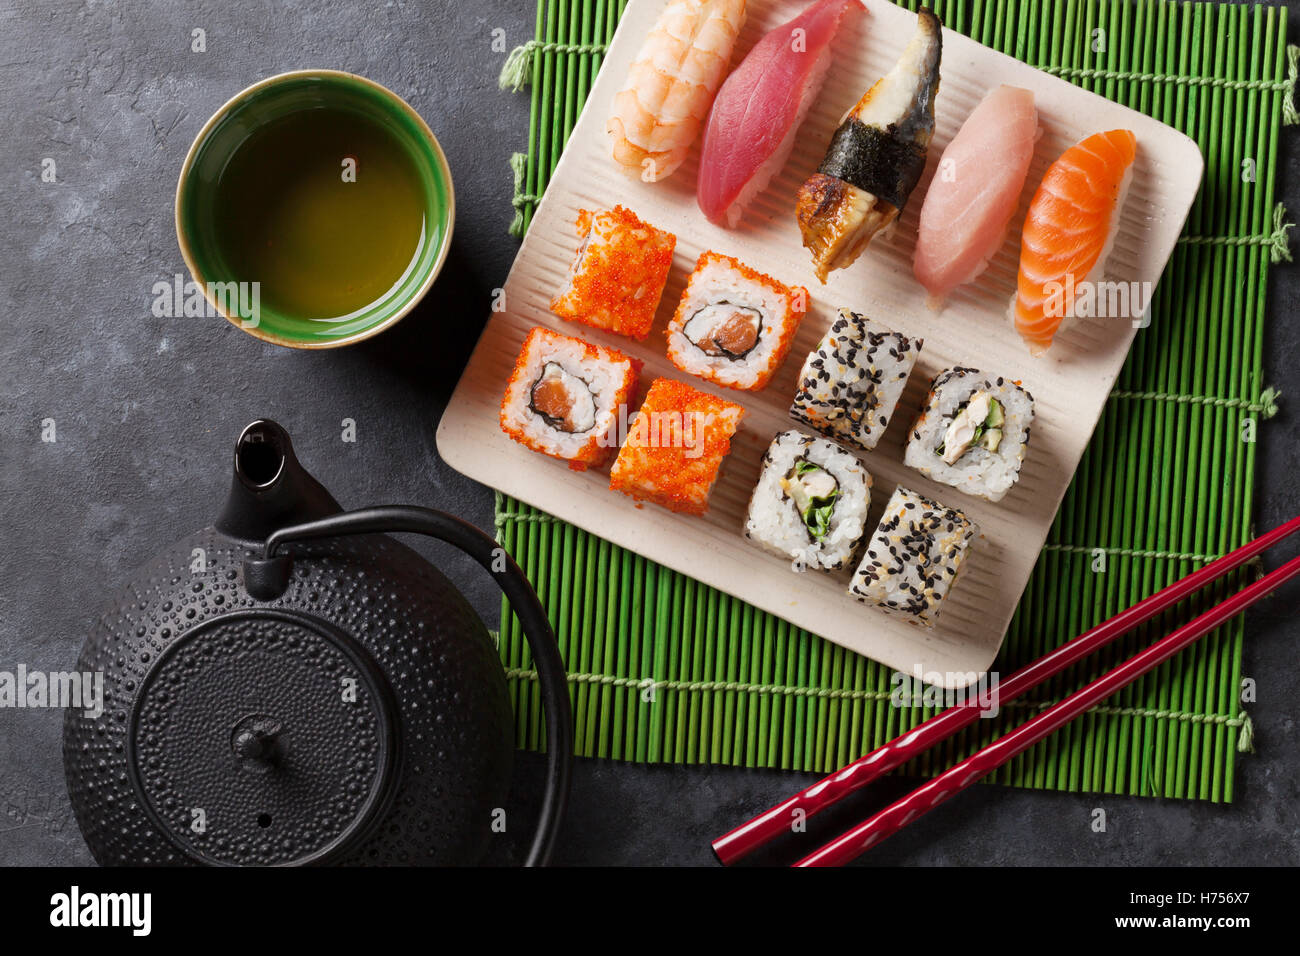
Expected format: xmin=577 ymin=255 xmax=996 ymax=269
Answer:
xmin=780 ymin=459 xmax=840 ymax=541
xmin=936 ymin=392 xmax=1004 ymax=463
xmin=744 ymin=430 xmax=871 ymax=571
xmin=904 ymin=367 xmax=1033 ymax=503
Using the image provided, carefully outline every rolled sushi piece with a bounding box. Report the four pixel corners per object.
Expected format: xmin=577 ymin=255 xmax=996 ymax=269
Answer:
xmin=903 ymin=366 xmax=1034 ymax=502
xmin=610 ymin=377 xmax=745 ymax=514
xmin=550 ymin=205 xmax=677 ymax=341
xmin=849 ymin=485 xmax=979 ymax=627
xmin=666 ymin=251 xmax=808 ymax=391
xmin=745 ymin=430 xmax=872 ymax=571
xmin=500 ymin=327 xmax=642 ymax=470
xmin=789 ymin=309 xmax=922 ymax=451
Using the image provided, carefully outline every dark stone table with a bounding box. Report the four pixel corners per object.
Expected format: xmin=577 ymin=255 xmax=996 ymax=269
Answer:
xmin=1 ymin=0 xmax=1296 ymax=866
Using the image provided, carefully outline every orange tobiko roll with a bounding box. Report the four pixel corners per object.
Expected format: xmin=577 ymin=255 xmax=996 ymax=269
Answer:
xmin=609 ymin=377 xmax=745 ymax=515
xmin=666 ymin=250 xmax=808 ymax=392
xmin=550 ymin=206 xmax=676 ymax=341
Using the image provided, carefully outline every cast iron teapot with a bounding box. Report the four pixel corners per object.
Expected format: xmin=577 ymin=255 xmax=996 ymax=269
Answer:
xmin=63 ymin=419 xmax=571 ymax=866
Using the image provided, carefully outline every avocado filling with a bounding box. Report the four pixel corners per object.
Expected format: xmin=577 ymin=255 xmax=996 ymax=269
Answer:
xmin=936 ymin=393 xmax=1004 ymax=464
xmin=779 ymin=459 xmax=840 ymax=541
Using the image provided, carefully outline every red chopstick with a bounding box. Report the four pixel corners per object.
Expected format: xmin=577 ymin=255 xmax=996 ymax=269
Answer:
xmin=795 ymin=550 xmax=1300 ymax=866
xmin=713 ymin=515 xmax=1300 ymax=865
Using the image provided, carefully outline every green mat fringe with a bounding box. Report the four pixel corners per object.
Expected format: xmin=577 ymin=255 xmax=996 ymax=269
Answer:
xmin=492 ymin=0 xmax=1291 ymax=802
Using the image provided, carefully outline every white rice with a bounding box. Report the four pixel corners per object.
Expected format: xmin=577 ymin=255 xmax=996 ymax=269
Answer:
xmin=744 ymin=430 xmax=871 ymax=571
xmin=903 ymin=367 xmax=1034 ymax=503
xmin=666 ymin=256 xmax=798 ymax=389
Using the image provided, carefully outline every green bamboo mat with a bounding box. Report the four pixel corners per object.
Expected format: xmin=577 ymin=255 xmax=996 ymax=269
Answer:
xmin=493 ymin=0 xmax=1295 ymax=801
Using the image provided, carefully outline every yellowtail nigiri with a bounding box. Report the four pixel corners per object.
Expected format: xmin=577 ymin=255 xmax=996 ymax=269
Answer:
xmin=913 ymin=85 xmax=1038 ymax=307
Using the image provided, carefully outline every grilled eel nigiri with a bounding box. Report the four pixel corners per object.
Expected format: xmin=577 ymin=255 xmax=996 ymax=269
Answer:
xmin=796 ymin=8 xmax=942 ymax=283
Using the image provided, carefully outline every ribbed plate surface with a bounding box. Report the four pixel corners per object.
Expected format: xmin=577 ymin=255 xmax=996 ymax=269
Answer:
xmin=439 ymin=0 xmax=1203 ymax=687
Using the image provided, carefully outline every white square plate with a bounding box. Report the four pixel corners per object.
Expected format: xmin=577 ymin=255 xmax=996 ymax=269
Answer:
xmin=438 ymin=0 xmax=1203 ymax=687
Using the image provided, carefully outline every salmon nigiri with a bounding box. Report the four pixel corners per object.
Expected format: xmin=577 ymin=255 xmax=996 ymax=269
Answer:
xmin=1011 ymin=129 xmax=1137 ymax=355
xmin=913 ymin=85 xmax=1038 ymax=307
xmin=697 ymin=0 xmax=864 ymax=228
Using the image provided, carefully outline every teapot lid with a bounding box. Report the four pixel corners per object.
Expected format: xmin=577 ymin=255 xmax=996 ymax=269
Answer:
xmin=128 ymin=609 xmax=400 ymax=865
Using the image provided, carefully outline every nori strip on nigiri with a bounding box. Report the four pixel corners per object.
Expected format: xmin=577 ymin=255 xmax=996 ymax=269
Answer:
xmin=817 ymin=122 xmax=929 ymax=210
xmin=796 ymin=7 xmax=942 ymax=282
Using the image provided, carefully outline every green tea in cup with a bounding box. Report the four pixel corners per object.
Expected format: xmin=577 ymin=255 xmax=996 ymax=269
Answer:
xmin=176 ymin=70 xmax=455 ymax=348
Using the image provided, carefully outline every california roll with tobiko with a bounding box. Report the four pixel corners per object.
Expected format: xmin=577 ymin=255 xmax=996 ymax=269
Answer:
xmin=666 ymin=251 xmax=807 ymax=391
xmin=499 ymin=327 xmax=641 ymax=470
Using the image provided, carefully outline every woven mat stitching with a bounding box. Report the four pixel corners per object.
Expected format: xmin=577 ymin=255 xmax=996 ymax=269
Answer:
xmin=500 ymin=41 xmax=1300 ymax=114
xmin=501 ymin=666 xmax=1254 ymax=748
xmin=1109 ymin=386 xmax=1280 ymax=416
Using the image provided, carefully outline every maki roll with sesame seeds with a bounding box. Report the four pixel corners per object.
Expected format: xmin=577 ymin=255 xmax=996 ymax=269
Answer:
xmin=666 ymin=251 xmax=809 ymax=391
xmin=550 ymin=206 xmax=676 ymax=341
xmin=499 ymin=327 xmax=642 ymax=470
xmin=609 ymin=377 xmax=745 ymax=515
xmin=789 ymin=309 xmax=922 ymax=451
xmin=904 ymin=367 xmax=1034 ymax=502
xmin=849 ymin=486 xmax=979 ymax=627
xmin=744 ymin=430 xmax=872 ymax=571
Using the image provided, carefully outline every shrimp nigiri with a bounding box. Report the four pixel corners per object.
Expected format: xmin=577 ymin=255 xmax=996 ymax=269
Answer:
xmin=1011 ymin=129 xmax=1137 ymax=355
xmin=608 ymin=0 xmax=747 ymax=183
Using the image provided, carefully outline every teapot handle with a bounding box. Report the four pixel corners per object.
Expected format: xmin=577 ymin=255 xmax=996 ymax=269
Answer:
xmin=247 ymin=505 xmax=572 ymax=867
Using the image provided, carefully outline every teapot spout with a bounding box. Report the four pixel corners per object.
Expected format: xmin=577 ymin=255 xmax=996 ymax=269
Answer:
xmin=216 ymin=419 xmax=342 ymax=542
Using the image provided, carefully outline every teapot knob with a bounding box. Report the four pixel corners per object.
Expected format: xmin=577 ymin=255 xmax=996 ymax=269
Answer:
xmin=231 ymin=715 xmax=286 ymax=769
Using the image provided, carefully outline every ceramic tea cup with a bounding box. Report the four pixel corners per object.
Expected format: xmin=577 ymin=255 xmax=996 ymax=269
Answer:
xmin=175 ymin=69 xmax=455 ymax=349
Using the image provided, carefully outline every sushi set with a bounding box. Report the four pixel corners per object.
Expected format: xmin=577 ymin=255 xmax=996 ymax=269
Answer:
xmin=439 ymin=0 xmax=1204 ymax=686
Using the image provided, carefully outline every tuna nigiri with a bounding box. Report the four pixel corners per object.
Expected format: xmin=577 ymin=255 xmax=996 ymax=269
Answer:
xmin=697 ymin=0 xmax=864 ymax=228
xmin=1011 ymin=129 xmax=1138 ymax=355
xmin=608 ymin=0 xmax=747 ymax=183
xmin=913 ymin=85 xmax=1038 ymax=306
xmin=796 ymin=7 xmax=942 ymax=282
